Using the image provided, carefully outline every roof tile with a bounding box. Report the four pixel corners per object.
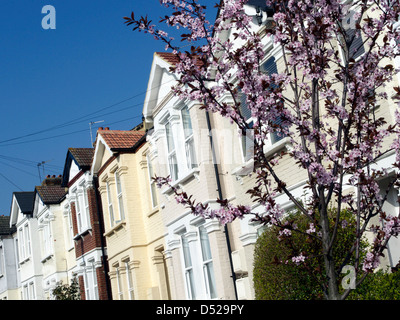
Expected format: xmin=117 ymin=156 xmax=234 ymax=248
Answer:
xmin=36 ymin=185 xmax=67 ymax=205
xmin=98 ymin=128 xmax=145 ymax=150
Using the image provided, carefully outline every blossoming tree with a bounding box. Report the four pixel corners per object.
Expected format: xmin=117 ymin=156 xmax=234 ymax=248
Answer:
xmin=125 ymin=0 xmax=400 ymax=299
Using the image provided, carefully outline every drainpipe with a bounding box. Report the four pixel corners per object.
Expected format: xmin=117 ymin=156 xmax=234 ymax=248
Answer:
xmin=93 ymin=175 xmax=113 ymax=300
xmin=205 ymin=110 xmax=238 ymax=300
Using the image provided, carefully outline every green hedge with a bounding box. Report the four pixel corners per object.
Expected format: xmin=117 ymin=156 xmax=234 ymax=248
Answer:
xmin=348 ymin=268 xmax=400 ymax=300
xmin=252 ymin=209 xmax=383 ymax=300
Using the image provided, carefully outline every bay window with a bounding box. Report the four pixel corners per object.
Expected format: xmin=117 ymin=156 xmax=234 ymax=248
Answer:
xmin=180 ymin=224 xmax=218 ymax=300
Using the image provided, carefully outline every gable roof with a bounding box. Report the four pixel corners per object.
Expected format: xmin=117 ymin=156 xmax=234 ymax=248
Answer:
xmin=35 ymin=184 xmax=67 ymax=205
xmin=97 ymin=127 xmax=145 ymax=151
xmin=62 ymin=148 xmax=94 ymax=187
xmin=91 ymin=127 xmax=146 ymax=175
xmin=68 ymin=148 xmax=94 ymax=169
xmin=13 ymin=192 xmax=35 ymax=214
xmin=155 ymin=52 xmax=180 ymax=66
xmin=0 ymin=215 xmax=16 ymax=235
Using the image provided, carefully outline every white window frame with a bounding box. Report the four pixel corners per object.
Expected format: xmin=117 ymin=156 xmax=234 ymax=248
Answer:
xmin=198 ymin=226 xmax=217 ymax=299
xmin=40 ymin=215 xmax=53 ymax=259
xmin=67 ymin=207 xmax=74 ymax=247
xmin=337 ymin=3 xmax=366 ymax=64
xmin=181 ymin=235 xmax=197 ymax=300
xmin=84 ymin=259 xmax=99 ymax=300
xmin=29 ymin=282 xmax=35 ymax=300
xmin=115 ymin=172 xmax=125 ymax=222
xmin=14 ymin=238 xmax=20 ymax=269
xmin=179 ymin=226 xmax=218 ymax=300
xmin=19 ymin=223 xmax=31 ymax=262
xmin=165 ymin=121 xmax=179 ymax=181
xmin=106 ymin=180 xmax=115 ymax=228
xmin=125 ymin=261 xmax=134 ymax=300
xmin=116 ymin=265 xmax=124 ymax=300
xmin=74 ymin=188 xmax=83 ymax=233
xmin=23 ymin=284 xmax=29 ymax=300
xmin=18 ymin=228 xmax=25 ymax=260
xmin=82 ymin=185 xmax=91 ymax=229
xmin=147 ymin=155 xmax=158 ymax=208
xmin=0 ymin=243 xmax=4 ymax=276
xmin=25 ymin=224 xmax=31 ymax=257
xmin=181 ymin=106 xmax=198 ymax=170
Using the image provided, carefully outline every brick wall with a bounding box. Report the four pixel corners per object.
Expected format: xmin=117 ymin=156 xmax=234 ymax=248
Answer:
xmin=72 ymin=185 xmax=111 ymax=300
xmin=73 ymin=187 xmax=106 ymax=257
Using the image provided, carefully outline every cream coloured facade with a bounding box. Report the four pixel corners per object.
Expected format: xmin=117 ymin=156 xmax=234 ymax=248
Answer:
xmin=91 ymin=127 xmax=170 ymax=300
xmin=143 ymin=52 xmax=239 ymax=300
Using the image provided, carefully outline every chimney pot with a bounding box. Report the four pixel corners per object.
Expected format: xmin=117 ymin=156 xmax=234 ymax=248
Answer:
xmin=105 ymin=127 xmax=110 ymax=130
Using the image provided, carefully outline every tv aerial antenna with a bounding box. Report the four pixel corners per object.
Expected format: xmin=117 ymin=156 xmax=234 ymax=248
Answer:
xmin=37 ymin=160 xmax=52 ymax=183
xmin=89 ymin=120 xmax=104 ymax=146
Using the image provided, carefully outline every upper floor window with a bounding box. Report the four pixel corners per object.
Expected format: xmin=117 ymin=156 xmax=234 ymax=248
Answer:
xmin=18 ymin=223 xmax=31 ymax=261
xmin=239 ymin=56 xmax=285 ymax=161
xmin=74 ymin=185 xmax=91 ymax=234
xmin=345 ymin=27 xmax=365 ymax=61
xmin=40 ymin=216 xmax=53 ymax=259
xmin=181 ymin=106 xmax=198 ymax=170
xmin=106 ymin=180 xmax=115 ymax=228
xmin=147 ymin=155 xmax=158 ymax=208
xmin=163 ymin=107 xmax=198 ymax=182
xmin=115 ymin=172 xmax=125 ymax=222
xmin=65 ymin=206 xmax=74 ymax=248
xmin=0 ymin=244 xmax=4 ymax=276
xmin=165 ymin=121 xmax=179 ymax=181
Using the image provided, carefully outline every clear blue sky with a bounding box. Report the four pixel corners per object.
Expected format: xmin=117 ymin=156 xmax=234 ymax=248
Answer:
xmin=0 ymin=1 xmax=217 ymax=216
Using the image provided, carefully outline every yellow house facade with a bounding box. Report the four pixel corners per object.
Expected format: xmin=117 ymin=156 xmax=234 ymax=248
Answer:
xmin=91 ymin=127 xmax=170 ymax=300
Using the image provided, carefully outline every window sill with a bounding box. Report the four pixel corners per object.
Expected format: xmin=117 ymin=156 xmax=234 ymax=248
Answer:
xmin=161 ymin=168 xmax=200 ymax=195
xmin=264 ymin=136 xmax=291 ymax=158
xmin=41 ymin=254 xmax=53 ymax=263
xmin=232 ymin=137 xmax=291 ymax=177
xmin=19 ymin=257 xmax=30 ymax=265
xmin=104 ymin=220 xmax=126 ymax=237
xmin=73 ymin=227 xmax=92 ymax=240
xmin=147 ymin=206 xmax=159 ymax=218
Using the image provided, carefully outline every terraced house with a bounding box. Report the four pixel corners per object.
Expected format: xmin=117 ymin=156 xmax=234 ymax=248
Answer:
xmin=91 ymin=126 xmax=169 ymax=300
xmin=0 ymin=215 xmax=18 ymax=300
xmin=33 ymin=175 xmax=67 ymax=299
xmin=61 ymin=147 xmax=111 ymax=300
